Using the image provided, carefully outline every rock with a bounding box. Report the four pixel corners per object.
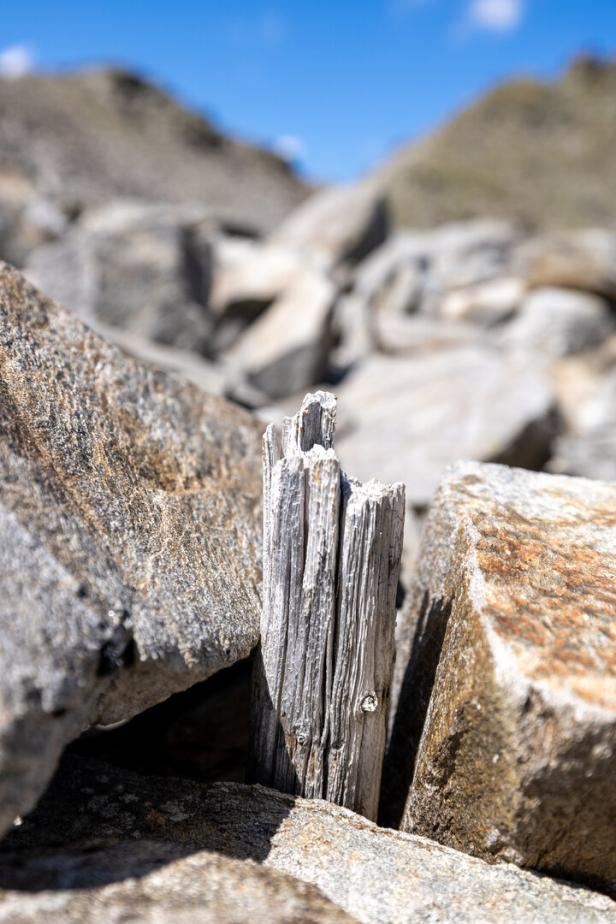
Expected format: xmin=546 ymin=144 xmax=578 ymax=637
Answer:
xmin=526 ymin=229 xmax=616 ymax=301
xmin=0 ymin=842 xmax=354 ymax=924
xmin=0 ymin=68 xmax=307 ymax=237
xmin=226 ymin=267 xmax=336 ymax=402
xmin=335 ymin=346 xmax=556 ymax=507
xmin=0 ymin=172 xmax=69 ymax=268
xmin=352 ymin=222 xmax=516 ymax=318
xmin=550 ymin=338 xmax=616 ymax=480
xmin=397 ymin=462 xmax=616 ymax=892
xmin=271 ymin=181 xmax=389 ymax=268
xmin=210 ymin=240 xmax=308 ymax=350
xmin=552 ymin=425 xmax=616 ymax=482
xmin=2 ymin=754 xmax=614 ymax=924
xmin=0 ymin=263 xmax=262 ymax=836
xmin=332 ymin=289 xmax=480 ymax=366
xmin=211 ymin=241 xmax=305 ymax=316
xmin=344 ymin=223 xmax=518 ymax=353
xmin=499 ymin=286 xmax=614 ymax=358
xmin=353 ymin=233 xmax=427 ymax=320
xmin=330 ymin=292 xmax=374 ymax=368
xmin=439 ymin=276 xmax=524 ymax=326
xmin=26 ymin=200 xmax=215 ymax=354
xmin=378 ymin=315 xmax=484 ymax=356
xmin=417 ymin=220 xmax=517 ymax=293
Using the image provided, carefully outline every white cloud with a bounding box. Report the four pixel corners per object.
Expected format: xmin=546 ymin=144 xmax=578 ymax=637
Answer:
xmin=0 ymin=44 xmax=35 ymax=79
xmin=468 ymin=0 xmax=524 ymax=33
xmin=274 ymin=134 xmax=305 ymax=163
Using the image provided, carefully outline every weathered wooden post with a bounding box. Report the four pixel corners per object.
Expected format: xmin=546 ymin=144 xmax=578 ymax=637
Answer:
xmin=250 ymin=391 xmax=404 ymax=821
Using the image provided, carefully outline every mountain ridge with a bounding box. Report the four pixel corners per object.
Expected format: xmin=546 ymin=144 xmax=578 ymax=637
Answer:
xmin=376 ymin=54 xmax=616 ymax=231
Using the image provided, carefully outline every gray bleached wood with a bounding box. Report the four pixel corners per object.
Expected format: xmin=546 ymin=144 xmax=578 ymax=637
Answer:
xmin=251 ymin=391 xmax=405 ymax=821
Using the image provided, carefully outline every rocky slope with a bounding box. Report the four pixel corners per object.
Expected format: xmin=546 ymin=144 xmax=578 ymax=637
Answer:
xmin=0 ymin=67 xmax=307 ymax=264
xmin=378 ymin=55 xmax=616 ymax=231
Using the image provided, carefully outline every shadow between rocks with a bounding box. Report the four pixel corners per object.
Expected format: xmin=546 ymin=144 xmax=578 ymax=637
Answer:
xmin=0 ymin=748 xmax=296 ymax=892
xmin=0 ymin=654 xmax=301 ymax=893
xmin=379 ymin=593 xmax=452 ymax=829
xmin=70 ymin=657 xmax=252 ymax=784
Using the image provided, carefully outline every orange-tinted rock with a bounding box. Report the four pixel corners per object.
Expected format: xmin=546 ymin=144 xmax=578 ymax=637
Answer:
xmin=398 ymin=462 xmax=616 ymax=892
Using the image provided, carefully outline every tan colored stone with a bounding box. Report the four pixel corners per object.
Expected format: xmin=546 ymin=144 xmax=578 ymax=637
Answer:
xmin=398 ymin=461 xmax=616 ymax=892
xmin=226 ymin=267 xmax=336 ymax=401
xmin=272 ymin=181 xmax=389 ymax=268
xmin=526 ymin=229 xmax=616 ymax=300
xmin=211 ymin=240 xmax=306 ymax=317
xmin=440 ymin=276 xmax=524 ymax=326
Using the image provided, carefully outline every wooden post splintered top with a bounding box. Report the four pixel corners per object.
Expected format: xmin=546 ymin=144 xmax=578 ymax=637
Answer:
xmin=282 ymin=390 xmax=337 ymax=455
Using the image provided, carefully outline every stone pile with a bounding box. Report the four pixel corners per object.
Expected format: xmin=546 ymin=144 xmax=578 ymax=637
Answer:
xmin=0 ymin=167 xmax=615 ymax=920
xmin=17 ymin=176 xmax=616 ymax=508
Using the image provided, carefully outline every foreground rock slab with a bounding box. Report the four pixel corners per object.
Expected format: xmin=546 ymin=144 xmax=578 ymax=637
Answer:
xmin=0 ymin=263 xmax=262 ymax=836
xmin=399 ymin=462 xmax=616 ymax=891
xmin=2 ymin=755 xmax=613 ymax=924
xmin=0 ymin=841 xmax=354 ymax=924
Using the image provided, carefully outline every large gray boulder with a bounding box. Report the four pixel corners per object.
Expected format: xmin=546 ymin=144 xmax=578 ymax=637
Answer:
xmin=348 ymin=222 xmax=518 ymax=349
xmin=336 ymin=345 xmax=556 ymax=507
xmin=26 ymin=200 xmax=215 ymax=354
xmin=0 ymin=263 xmax=262 ymax=836
xmin=2 ymin=755 xmax=613 ymax=924
xmin=397 ymin=462 xmax=616 ymax=892
xmin=499 ymin=286 xmax=614 ymax=358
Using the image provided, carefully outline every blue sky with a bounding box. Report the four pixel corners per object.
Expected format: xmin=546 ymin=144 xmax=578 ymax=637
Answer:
xmin=1 ymin=1 xmax=615 ymax=181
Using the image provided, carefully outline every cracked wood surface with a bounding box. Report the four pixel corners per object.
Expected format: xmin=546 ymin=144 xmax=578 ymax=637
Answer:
xmin=251 ymin=391 xmax=404 ymax=820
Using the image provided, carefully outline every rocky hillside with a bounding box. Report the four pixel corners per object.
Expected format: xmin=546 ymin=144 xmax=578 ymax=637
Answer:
xmin=0 ymin=67 xmax=307 ymax=262
xmin=379 ymin=55 xmax=616 ymax=230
